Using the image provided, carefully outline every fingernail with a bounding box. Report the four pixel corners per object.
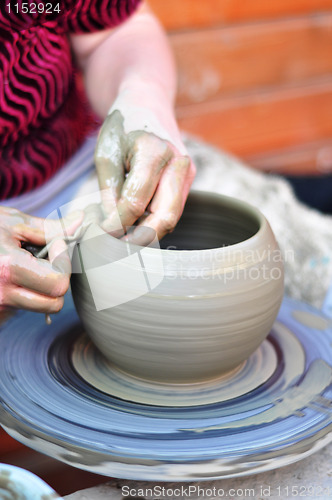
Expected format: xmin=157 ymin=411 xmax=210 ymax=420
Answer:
xmin=123 ymin=226 xmax=157 ymax=247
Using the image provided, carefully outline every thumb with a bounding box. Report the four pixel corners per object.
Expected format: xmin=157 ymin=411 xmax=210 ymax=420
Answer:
xmin=17 ymin=210 xmax=84 ymax=246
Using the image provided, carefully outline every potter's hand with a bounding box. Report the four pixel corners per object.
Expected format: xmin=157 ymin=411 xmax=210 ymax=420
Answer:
xmin=0 ymin=207 xmax=83 ymax=313
xmin=94 ymin=91 xmax=196 ymax=241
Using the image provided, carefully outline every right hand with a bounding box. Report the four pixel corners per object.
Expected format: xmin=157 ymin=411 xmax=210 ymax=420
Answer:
xmin=0 ymin=207 xmax=83 ymax=313
xmin=94 ymin=95 xmax=196 ymax=244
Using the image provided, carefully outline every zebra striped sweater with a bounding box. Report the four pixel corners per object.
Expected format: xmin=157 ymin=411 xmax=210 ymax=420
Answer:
xmin=0 ymin=0 xmax=140 ymax=199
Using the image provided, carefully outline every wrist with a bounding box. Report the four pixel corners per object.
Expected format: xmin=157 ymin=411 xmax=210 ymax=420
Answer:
xmin=107 ymin=83 xmax=185 ymax=153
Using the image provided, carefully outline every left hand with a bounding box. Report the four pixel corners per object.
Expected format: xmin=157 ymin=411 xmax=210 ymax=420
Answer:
xmin=0 ymin=207 xmax=83 ymax=313
xmin=94 ymin=86 xmax=196 ymax=242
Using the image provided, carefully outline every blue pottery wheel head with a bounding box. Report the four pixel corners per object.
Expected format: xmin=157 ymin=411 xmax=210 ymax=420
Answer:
xmin=0 ymin=294 xmax=332 ymax=480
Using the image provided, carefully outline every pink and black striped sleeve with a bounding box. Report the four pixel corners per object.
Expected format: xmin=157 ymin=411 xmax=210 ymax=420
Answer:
xmin=63 ymin=0 xmax=142 ymax=33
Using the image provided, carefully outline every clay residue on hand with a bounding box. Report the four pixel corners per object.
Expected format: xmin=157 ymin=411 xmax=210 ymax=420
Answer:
xmin=95 ymin=109 xmax=195 ymax=241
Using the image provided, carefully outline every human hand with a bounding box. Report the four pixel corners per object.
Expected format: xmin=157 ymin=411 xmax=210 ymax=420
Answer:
xmin=0 ymin=207 xmax=83 ymax=313
xmin=94 ymin=86 xmax=196 ymax=242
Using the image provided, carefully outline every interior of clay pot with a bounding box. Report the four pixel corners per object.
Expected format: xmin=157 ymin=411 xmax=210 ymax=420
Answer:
xmin=160 ymin=192 xmax=260 ymax=251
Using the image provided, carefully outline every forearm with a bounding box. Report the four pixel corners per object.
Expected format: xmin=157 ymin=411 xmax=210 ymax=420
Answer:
xmin=71 ymin=3 xmax=177 ymax=119
xmin=71 ymin=3 xmax=196 ymax=241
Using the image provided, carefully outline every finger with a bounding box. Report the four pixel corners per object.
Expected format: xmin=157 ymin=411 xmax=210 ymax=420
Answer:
xmin=4 ymin=285 xmax=64 ymax=313
xmin=9 ymin=246 xmax=70 ymax=298
xmin=13 ymin=210 xmax=84 ymax=245
xmin=135 ymin=156 xmax=194 ymax=240
xmin=95 ymin=111 xmax=126 ymax=215
xmin=46 ymin=209 xmax=85 ymax=241
xmin=107 ymin=134 xmax=173 ymax=230
xmin=121 ymin=225 xmax=158 ymax=247
xmin=48 ymin=238 xmax=71 ymax=276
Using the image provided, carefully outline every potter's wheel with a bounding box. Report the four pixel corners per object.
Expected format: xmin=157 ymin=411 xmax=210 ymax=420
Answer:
xmin=1 ymin=294 xmax=332 ymax=480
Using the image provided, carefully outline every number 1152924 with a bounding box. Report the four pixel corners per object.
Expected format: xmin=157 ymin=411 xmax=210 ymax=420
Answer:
xmin=6 ymin=3 xmax=61 ymax=14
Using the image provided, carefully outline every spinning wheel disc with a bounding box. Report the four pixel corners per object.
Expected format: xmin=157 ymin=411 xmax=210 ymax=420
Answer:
xmin=0 ymin=294 xmax=332 ymax=480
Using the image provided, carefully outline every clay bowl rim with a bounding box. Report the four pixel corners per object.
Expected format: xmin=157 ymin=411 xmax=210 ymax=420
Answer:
xmin=81 ymin=191 xmax=270 ymax=274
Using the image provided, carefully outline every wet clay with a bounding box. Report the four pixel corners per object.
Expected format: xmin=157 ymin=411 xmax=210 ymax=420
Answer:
xmin=95 ymin=109 xmax=170 ymax=213
xmin=71 ymin=191 xmax=284 ymax=383
xmin=72 ymin=333 xmax=276 ymax=406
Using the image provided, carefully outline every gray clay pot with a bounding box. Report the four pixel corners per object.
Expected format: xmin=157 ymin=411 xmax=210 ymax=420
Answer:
xmin=71 ymin=191 xmax=284 ymax=383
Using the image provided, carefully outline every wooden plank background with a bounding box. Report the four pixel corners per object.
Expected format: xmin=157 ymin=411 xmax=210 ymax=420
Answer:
xmin=149 ymin=0 xmax=332 ymax=174
xmin=176 ymin=81 xmax=332 ymax=157
xmin=172 ymin=16 xmax=332 ymax=104
xmin=149 ymin=0 xmax=332 ymax=30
